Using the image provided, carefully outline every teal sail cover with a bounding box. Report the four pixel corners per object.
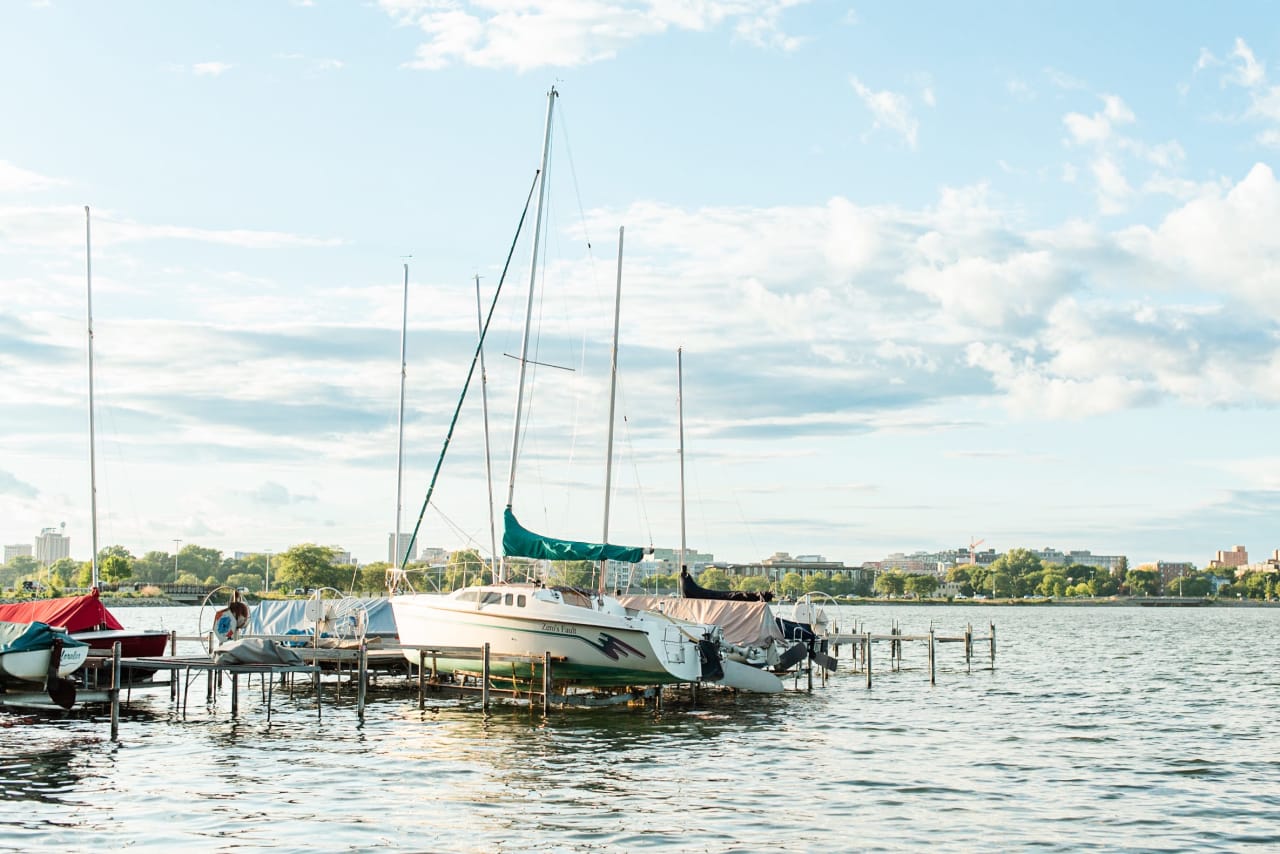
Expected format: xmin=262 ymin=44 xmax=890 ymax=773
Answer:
xmin=503 ymin=507 xmax=644 ymax=563
xmin=0 ymin=620 xmax=88 ymax=655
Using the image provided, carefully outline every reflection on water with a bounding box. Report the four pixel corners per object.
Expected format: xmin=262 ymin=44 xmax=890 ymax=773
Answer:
xmin=1 ymin=605 xmax=1279 ymax=850
xmin=0 ymin=744 xmax=84 ymax=804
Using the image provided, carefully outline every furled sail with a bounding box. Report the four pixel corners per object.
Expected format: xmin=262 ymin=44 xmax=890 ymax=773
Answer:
xmin=503 ymin=507 xmax=644 ymax=563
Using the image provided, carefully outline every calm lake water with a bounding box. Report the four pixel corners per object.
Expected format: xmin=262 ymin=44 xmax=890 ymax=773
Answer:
xmin=2 ymin=603 xmax=1278 ymax=852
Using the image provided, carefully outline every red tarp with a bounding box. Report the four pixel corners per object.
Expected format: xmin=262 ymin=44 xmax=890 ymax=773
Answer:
xmin=0 ymin=589 xmax=123 ymax=632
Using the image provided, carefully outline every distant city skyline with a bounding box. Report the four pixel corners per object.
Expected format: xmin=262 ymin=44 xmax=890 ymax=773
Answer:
xmin=3 ymin=4 xmax=1280 ymax=569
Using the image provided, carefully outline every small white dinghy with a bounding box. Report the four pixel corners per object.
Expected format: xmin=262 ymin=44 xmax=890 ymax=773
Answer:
xmin=0 ymin=620 xmax=90 ymax=682
xmin=711 ymin=658 xmax=785 ymax=694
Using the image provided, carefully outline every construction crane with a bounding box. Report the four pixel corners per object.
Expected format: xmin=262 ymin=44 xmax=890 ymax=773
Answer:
xmin=969 ymin=537 xmax=985 ymax=566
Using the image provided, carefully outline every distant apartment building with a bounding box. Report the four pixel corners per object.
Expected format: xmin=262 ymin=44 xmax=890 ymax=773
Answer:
xmin=1033 ymin=547 xmax=1126 ymax=573
xmin=877 ymin=547 xmax=997 ymax=574
xmin=35 ymin=526 xmax=70 ymax=566
xmin=1156 ymin=561 xmax=1195 ymax=588
xmin=644 ymin=546 xmax=714 ymax=571
xmin=1209 ymin=545 xmax=1248 ymax=569
xmin=709 ymin=552 xmax=875 ymax=587
xmin=1234 ymin=550 xmax=1280 ymax=578
xmin=331 ymin=549 xmax=357 ymax=566
xmin=388 ymin=533 xmax=418 ymax=565
xmin=880 ymin=551 xmax=942 ymax=575
xmin=4 ymin=543 xmax=32 ymax=564
xmin=419 ymin=546 xmax=449 ymax=565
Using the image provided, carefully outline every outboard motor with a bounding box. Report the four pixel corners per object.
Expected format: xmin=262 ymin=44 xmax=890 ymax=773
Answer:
xmin=697 ymin=638 xmax=724 ymax=682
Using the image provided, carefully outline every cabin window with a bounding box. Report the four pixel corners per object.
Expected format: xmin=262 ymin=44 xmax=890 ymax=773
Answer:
xmin=504 ymin=593 xmax=513 ymax=606
xmin=480 ymin=591 xmax=502 ymax=605
xmin=457 ymin=590 xmax=480 ymax=602
xmin=517 ymin=595 xmax=527 ymax=607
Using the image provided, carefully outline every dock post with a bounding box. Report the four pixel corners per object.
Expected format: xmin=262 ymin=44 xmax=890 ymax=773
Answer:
xmin=989 ymin=622 xmax=996 ymax=669
xmin=481 ymin=643 xmax=491 ymax=712
xmin=418 ymin=650 xmax=426 ymax=710
xmin=807 ymin=652 xmax=813 ymax=692
xmin=110 ymin=642 xmax=122 ymax=741
xmin=928 ymin=628 xmax=936 ymax=686
xmin=542 ymin=651 xmax=552 ymax=715
xmin=169 ymin=630 xmax=179 ymax=701
xmin=231 ymin=672 xmax=239 ymax=717
xmin=357 ymin=640 xmax=367 ymax=722
xmin=864 ymin=631 xmax=872 ymax=689
xmin=965 ymin=624 xmax=972 ymax=673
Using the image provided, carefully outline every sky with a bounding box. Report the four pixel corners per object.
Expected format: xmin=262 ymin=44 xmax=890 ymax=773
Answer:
xmin=2 ymin=1 xmax=1279 ymax=569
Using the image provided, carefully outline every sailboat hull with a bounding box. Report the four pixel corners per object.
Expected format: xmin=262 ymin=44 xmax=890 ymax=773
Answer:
xmin=392 ymin=588 xmax=705 ymax=686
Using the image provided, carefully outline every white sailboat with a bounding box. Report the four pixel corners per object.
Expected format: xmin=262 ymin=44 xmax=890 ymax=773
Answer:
xmin=391 ymin=88 xmax=714 ymax=689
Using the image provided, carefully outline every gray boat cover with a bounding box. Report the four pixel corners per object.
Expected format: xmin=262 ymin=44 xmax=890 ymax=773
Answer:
xmin=246 ymin=598 xmax=399 ymax=639
xmin=617 ymin=597 xmax=784 ymax=648
xmin=213 ymin=637 xmax=305 ymax=666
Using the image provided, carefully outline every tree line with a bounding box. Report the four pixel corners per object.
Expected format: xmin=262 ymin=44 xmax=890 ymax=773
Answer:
xmin=5 ymin=542 xmax=1275 ymax=601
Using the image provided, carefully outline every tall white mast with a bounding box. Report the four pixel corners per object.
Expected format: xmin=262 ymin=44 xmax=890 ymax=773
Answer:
xmin=86 ymin=206 xmax=100 ymax=589
xmin=503 ymin=86 xmax=558 ymax=583
xmin=475 ymin=274 xmax=498 ymax=577
xmin=678 ymin=347 xmax=686 ymax=586
xmin=599 ymin=226 xmax=624 ymax=594
xmin=394 ymin=263 xmax=409 ymax=571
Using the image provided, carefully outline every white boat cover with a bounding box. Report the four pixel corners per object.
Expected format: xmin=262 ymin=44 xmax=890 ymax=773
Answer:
xmin=247 ymin=598 xmax=399 ymax=639
xmin=618 ymin=596 xmax=784 ymax=648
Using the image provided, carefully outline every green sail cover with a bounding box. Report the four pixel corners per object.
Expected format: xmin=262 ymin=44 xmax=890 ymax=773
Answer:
xmin=503 ymin=507 xmax=644 ymax=563
xmin=0 ymin=620 xmax=89 ymax=655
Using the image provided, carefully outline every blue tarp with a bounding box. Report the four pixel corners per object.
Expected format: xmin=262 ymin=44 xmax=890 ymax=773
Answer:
xmin=0 ymin=620 xmax=89 ymax=655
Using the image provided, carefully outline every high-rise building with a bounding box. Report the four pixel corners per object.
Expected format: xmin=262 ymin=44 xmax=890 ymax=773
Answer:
xmin=3 ymin=543 xmax=32 ymax=564
xmin=1210 ymin=545 xmax=1248 ymax=568
xmin=388 ymin=533 xmax=418 ymax=564
xmin=35 ymin=525 xmax=70 ymax=566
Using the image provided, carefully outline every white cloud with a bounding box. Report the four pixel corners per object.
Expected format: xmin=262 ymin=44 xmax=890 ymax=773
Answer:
xmin=1119 ymin=162 xmax=1280 ymax=311
xmin=900 ymin=250 xmax=1073 ymax=330
xmin=1203 ymin=38 xmax=1280 ymax=145
xmin=849 ymin=75 xmax=919 ymax=149
xmin=1061 ymin=93 xmax=1191 ymax=215
xmin=0 ymin=160 xmax=66 ymax=193
xmin=193 ymin=61 xmax=234 ymax=76
xmin=381 ymin=0 xmax=808 ymax=71
xmin=1044 ymin=67 xmax=1086 ymax=90
xmin=0 ymin=205 xmax=343 ymax=250
xmin=965 ymin=341 xmax=1150 ymax=418
xmin=1063 ymin=93 xmax=1134 ymax=146
xmin=1006 ymin=78 xmax=1034 ymax=101
xmin=1230 ymin=37 xmax=1265 ymax=87
xmin=248 ymin=481 xmax=317 ymax=506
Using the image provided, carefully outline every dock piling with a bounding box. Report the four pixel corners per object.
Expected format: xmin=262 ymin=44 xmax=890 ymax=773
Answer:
xmin=542 ymin=651 xmax=552 ymax=715
xmin=109 ymin=642 xmax=121 ymax=741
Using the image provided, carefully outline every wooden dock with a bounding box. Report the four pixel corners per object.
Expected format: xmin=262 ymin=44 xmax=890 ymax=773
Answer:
xmin=827 ymin=620 xmax=997 ymax=686
xmin=2 ymin=619 xmax=998 ymax=737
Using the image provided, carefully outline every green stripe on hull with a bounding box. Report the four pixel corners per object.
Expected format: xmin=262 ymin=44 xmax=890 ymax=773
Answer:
xmin=416 ymin=657 xmax=684 ymax=686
